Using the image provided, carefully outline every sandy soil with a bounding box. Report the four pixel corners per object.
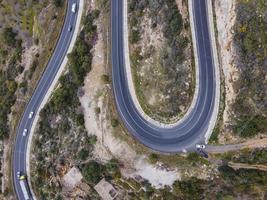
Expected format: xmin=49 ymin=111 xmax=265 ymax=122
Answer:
xmin=16 ymin=45 xmax=40 ymax=83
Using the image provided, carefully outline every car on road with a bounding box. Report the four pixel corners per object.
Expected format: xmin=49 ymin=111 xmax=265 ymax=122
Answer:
xmin=23 ymin=129 xmax=28 ymax=136
xmin=17 ymin=171 xmax=21 ymax=179
xmin=196 ymin=144 xmax=206 ymax=149
xmin=17 ymin=172 xmax=30 ymax=200
xmin=71 ymin=3 xmax=77 ymax=13
xmin=68 ymin=26 xmax=72 ymax=32
xmin=28 ymin=111 xmax=34 ymax=119
xmin=16 ymin=171 xmax=26 ymax=180
xmin=196 ymin=148 xmax=209 ymax=158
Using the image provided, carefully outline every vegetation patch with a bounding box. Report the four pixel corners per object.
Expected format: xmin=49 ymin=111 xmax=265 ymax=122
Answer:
xmin=219 ymin=148 xmax=267 ymax=165
xmin=128 ymin=0 xmax=194 ymax=123
xmin=232 ymin=0 xmax=267 ymax=138
xmin=116 ymin=165 xmax=267 ymax=199
xmin=31 ymin=10 xmax=100 ymax=199
xmin=0 ymin=29 xmax=22 ymax=139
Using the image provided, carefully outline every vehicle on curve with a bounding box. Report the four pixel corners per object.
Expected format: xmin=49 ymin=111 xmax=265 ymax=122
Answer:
xmin=196 ymin=144 xmax=206 ymax=149
xmin=23 ymin=129 xmax=28 ymax=137
xmin=196 ymin=148 xmax=209 ymax=159
xmin=28 ymin=111 xmax=34 ymax=119
xmin=17 ymin=172 xmax=31 ymax=200
xmin=68 ymin=25 xmax=72 ymax=32
xmin=71 ymin=3 xmax=77 ymax=13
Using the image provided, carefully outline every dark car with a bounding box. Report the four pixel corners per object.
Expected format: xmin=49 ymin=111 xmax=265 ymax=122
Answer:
xmin=68 ymin=26 xmax=72 ymax=32
xmin=196 ymin=148 xmax=209 ymax=158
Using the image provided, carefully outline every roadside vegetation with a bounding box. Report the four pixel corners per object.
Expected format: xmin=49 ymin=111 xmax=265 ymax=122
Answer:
xmin=107 ymin=164 xmax=266 ymax=199
xmin=31 ymin=9 xmax=101 ymax=199
xmin=219 ymin=148 xmax=267 ymax=165
xmin=0 ymin=29 xmax=22 ymax=139
xmin=128 ymin=0 xmax=194 ymax=123
xmin=231 ymin=0 xmax=267 ymax=138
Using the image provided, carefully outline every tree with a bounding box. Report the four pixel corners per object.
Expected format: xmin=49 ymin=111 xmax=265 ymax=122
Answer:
xmin=53 ymin=0 xmax=63 ymax=7
xmin=148 ymin=153 xmax=158 ymax=164
xmin=76 ymin=113 xmax=85 ymax=127
xmin=87 ymin=135 xmax=97 ymax=145
xmin=105 ymin=158 xmax=119 ymax=175
xmin=78 ymin=148 xmax=89 ymax=160
xmin=2 ymin=27 xmax=17 ymax=46
xmin=172 ymin=177 xmax=205 ymax=200
xmin=111 ymin=118 xmax=119 ymax=127
xmin=129 ymin=30 xmax=140 ymax=44
xmin=82 ymin=161 xmax=104 ymax=184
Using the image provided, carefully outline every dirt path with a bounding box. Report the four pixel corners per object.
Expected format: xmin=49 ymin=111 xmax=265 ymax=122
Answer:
xmin=207 ymin=137 xmax=267 ymax=153
xmin=229 ymin=162 xmax=267 ymax=172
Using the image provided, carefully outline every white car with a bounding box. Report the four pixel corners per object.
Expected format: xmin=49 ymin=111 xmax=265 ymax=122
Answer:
xmin=17 ymin=171 xmax=21 ymax=178
xmin=28 ymin=111 xmax=34 ymax=119
xmin=196 ymin=144 xmax=206 ymax=149
xmin=71 ymin=3 xmax=77 ymax=13
xmin=23 ymin=129 xmax=28 ymax=136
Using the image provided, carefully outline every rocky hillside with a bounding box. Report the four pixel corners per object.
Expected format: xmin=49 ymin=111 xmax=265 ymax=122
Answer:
xmin=213 ymin=0 xmax=267 ymax=143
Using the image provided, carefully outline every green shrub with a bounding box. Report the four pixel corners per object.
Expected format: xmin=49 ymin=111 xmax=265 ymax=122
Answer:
xmin=172 ymin=177 xmax=205 ymax=200
xmin=28 ymin=59 xmax=38 ymax=79
xmin=105 ymin=158 xmax=120 ymax=175
xmin=111 ymin=118 xmax=119 ymax=127
xmin=225 ymin=148 xmax=267 ymax=164
xmin=78 ymin=148 xmax=89 ymax=160
xmin=129 ymin=30 xmax=141 ymax=44
xmin=87 ymin=135 xmax=97 ymax=145
xmin=219 ymin=165 xmax=267 ymax=191
xmin=148 ymin=153 xmax=158 ymax=164
xmin=100 ymin=74 xmax=109 ymax=84
xmin=53 ymin=0 xmax=63 ymax=7
xmin=82 ymin=161 xmax=104 ymax=184
xmin=76 ymin=113 xmax=85 ymax=127
xmin=2 ymin=27 xmax=17 ymax=46
xmin=233 ymin=115 xmax=267 ymax=138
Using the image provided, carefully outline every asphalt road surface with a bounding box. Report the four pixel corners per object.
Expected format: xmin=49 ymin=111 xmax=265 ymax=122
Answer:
xmin=111 ymin=0 xmax=217 ymax=153
xmin=12 ymin=0 xmax=78 ymax=199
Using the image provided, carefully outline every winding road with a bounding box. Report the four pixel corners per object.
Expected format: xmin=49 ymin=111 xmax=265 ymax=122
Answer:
xmin=111 ymin=0 xmax=218 ymax=153
xmin=12 ymin=0 xmax=79 ymax=199
xmin=12 ymin=0 xmax=219 ymax=199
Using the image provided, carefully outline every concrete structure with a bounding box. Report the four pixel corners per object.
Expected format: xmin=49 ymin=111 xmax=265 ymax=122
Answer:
xmin=62 ymin=167 xmax=83 ymax=189
xmin=94 ymin=179 xmax=118 ymax=200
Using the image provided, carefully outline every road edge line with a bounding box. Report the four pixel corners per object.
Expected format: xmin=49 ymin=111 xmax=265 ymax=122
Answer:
xmin=204 ymin=0 xmax=220 ymax=143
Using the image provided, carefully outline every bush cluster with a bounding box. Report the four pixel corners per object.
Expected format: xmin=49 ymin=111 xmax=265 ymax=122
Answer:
xmin=232 ymin=0 xmax=267 ymax=137
xmin=32 ymin=10 xmax=100 ymax=199
xmin=0 ymin=30 xmax=22 ymax=139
